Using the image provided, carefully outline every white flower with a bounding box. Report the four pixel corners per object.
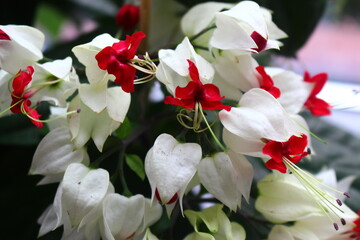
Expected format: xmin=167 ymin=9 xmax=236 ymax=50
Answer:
xmin=29 ymin=126 xmax=89 ymax=185
xmin=210 ymin=1 xmax=287 ymax=54
xmin=198 ymin=151 xmax=253 ymax=211
xmin=145 ymin=133 xmax=202 ymax=215
xmin=100 ymin=194 xmax=162 ymax=240
xmin=0 ymin=70 xmax=12 ymax=116
xmin=156 ymin=37 xmax=214 ymax=96
xmin=31 ymin=57 xmax=80 ymax=107
xmin=0 ymin=25 xmax=44 ymax=74
xmin=67 ymin=95 xmax=123 ymax=152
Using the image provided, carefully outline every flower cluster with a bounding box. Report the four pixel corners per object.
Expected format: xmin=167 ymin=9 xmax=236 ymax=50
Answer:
xmin=1 ymin=1 xmax=354 ymax=240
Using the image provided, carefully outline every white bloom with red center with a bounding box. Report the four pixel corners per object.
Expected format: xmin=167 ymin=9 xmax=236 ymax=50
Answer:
xmin=30 ymin=57 xmax=80 ymax=107
xmin=219 ymin=88 xmax=304 ymax=160
xmin=156 ymin=37 xmax=214 ymax=96
xmin=29 ymin=126 xmax=90 ymax=185
xmin=68 ymin=95 xmax=122 ymax=152
xmin=210 ymin=1 xmax=287 ymax=54
xmin=145 ymin=133 xmax=202 ymax=215
xmin=100 ymin=194 xmax=162 ymax=240
xmin=0 ymin=25 xmax=44 ymax=74
xmin=198 ymin=151 xmax=253 ymax=211
xmin=72 ymin=33 xmax=118 ymax=84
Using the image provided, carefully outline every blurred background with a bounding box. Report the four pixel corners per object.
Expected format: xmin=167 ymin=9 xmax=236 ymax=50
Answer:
xmin=0 ymin=0 xmax=359 ymax=239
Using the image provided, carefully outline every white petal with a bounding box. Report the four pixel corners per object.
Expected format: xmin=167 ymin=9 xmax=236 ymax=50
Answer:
xmin=0 ymin=25 xmax=44 ymax=74
xmin=101 ymin=194 xmax=145 ymax=240
xmin=79 ymin=82 xmax=107 ymax=113
xmin=30 ymin=127 xmax=89 ymax=176
xmin=198 ymin=153 xmax=242 ymax=211
xmin=37 ymin=204 xmax=58 ymax=237
xmin=106 ymin=87 xmax=131 ymax=122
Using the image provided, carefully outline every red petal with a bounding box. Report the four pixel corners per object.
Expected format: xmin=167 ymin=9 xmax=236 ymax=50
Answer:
xmin=287 ymin=134 xmax=308 ymax=155
xmin=202 ymin=84 xmax=224 ymax=101
xmin=262 ymin=141 xmax=284 ymax=163
xmin=265 ymin=159 xmax=287 ymax=173
xmin=256 ymin=66 xmax=281 ymax=98
xmin=187 ymin=59 xmax=201 ymax=84
xmin=164 ymin=96 xmax=196 ymax=109
xmin=112 ymin=63 xmax=136 ymax=93
xmin=175 ymin=82 xmax=199 ymax=100
xmin=12 ymin=66 xmax=34 ymax=97
xmin=95 ymin=46 xmax=116 ymax=70
xmin=0 ymin=29 xmax=10 ymax=40
xmin=200 ymin=101 xmax=231 ymax=111
xmin=251 ymin=31 xmax=267 ymax=53
xmin=23 ymin=99 xmax=43 ymax=128
xmin=305 ymin=97 xmax=331 ymax=116
xmin=122 ymin=31 xmax=146 ymax=59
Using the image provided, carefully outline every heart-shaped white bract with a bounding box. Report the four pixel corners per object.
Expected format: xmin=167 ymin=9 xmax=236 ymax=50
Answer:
xmin=100 ymin=194 xmax=162 ymax=240
xmin=56 ymin=163 xmax=112 ymax=233
xmin=198 ymin=151 xmax=253 ymax=211
xmin=145 ymin=133 xmax=202 ymax=214
xmin=0 ymin=25 xmax=45 ymax=74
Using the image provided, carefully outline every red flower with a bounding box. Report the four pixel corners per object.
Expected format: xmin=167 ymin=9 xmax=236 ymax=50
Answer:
xmin=304 ymin=71 xmax=331 ymax=116
xmin=256 ymin=66 xmax=281 ymax=98
xmin=263 ymin=134 xmax=308 ymax=173
xmin=164 ymin=60 xmax=231 ymax=111
xmin=95 ymin=31 xmax=146 ymax=93
xmin=251 ymin=31 xmax=267 ymax=53
xmin=10 ymin=66 xmax=43 ymax=128
xmin=0 ymin=29 xmax=10 ymax=40
xmin=115 ymin=4 xmax=140 ymax=31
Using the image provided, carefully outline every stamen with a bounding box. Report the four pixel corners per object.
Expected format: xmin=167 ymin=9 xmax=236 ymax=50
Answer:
xmin=284 ymin=158 xmax=347 ymax=227
xmin=334 ymin=223 xmax=339 ymax=231
xmin=22 ymin=104 xmax=79 ymax=123
xmin=344 ymin=192 xmax=351 ymax=198
xmin=0 ymin=99 xmax=22 ymax=115
xmin=341 ymin=218 xmax=346 ymax=225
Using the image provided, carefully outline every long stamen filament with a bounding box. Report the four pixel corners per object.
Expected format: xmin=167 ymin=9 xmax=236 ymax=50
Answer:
xmin=0 ymin=99 xmax=22 ymax=115
xmin=198 ymin=104 xmax=226 ymax=152
xmin=291 ymin=116 xmax=328 ymax=144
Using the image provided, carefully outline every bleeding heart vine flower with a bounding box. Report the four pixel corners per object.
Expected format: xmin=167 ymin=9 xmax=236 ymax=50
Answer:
xmin=303 ymin=71 xmax=332 ymax=116
xmin=145 ymin=133 xmax=202 ymax=215
xmin=0 ymin=25 xmax=44 ymax=74
xmin=210 ymin=1 xmax=287 ymax=54
xmin=220 ymin=88 xmax=350 ymax=229
xmin=96 ymin=31 xmax=156 ymax=93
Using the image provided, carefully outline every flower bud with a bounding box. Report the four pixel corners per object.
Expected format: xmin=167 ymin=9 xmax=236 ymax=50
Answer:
xmin=115 ymin=4 xmax=140 ymax=31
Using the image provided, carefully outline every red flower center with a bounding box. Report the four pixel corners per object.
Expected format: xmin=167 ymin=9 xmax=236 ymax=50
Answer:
xmin=350 ymin=210 xmax=360 ymax=238
xmin=155 ymin=188 xmax=179 ymax=205
xmin=95 ymin=31 xmax=146 ymax=93
xmin=164 ymin=60 xmax=231 ymax=111
xmin=256 ymin=66 xmax=281 ymax=98
xmin=262 ymin=134 xmax=308 ymax=173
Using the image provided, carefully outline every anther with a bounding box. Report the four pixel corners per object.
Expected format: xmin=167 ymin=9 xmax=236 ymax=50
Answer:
xmin=336 ymin=199 xmax=343 ymax=206
xmin=344 ymin=192 xmax=351 ymax=198
xmin=333 ymin=223 xmax=339 ymax=231
xmin=341 ymin=218 xmax=346 ymax=225
xmin=77 ymin=108 xmax=81 ymax=113
xmin=307 ymin=148 xmax=312 ymax=154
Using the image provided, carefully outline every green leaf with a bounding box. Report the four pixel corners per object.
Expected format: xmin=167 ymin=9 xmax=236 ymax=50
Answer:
xmin=114 ymin=117 xmax=132 ymax=139
xmin=125 ymin=154 xmax=145 ymax=180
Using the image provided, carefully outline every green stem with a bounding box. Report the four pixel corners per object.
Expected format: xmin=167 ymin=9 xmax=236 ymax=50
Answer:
xmin=118 ymin=148 xmax=132 ymax=196
xmin=189 ymin=25 xmax=216 ymax=42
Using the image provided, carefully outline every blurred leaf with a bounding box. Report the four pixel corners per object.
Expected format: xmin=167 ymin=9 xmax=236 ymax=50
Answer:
xmin=114 ymin=117 xmax=132 ymax=139
xmin=125 ymin=154 xmax=145 ymax=180
xmin=36 ymin=3 xmax=66 ymax=37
